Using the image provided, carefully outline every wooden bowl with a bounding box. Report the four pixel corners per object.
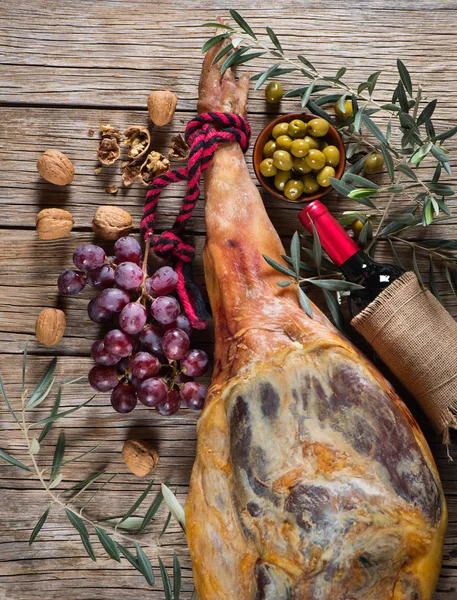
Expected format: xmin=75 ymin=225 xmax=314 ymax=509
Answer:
xmin=253 ymin=113 xmax=346 ymax=203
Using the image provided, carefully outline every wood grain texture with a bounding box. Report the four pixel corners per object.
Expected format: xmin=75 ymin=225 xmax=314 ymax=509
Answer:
xmin=1 ymin=0 xmax=457 ymax=598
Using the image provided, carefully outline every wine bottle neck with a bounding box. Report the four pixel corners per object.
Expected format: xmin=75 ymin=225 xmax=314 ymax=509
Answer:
xmin=299 ymin=200 xmax=360 ymax=266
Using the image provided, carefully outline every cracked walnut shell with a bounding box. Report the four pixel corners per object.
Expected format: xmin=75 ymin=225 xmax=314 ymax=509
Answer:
xmin=92 ymin=205 xmax=133 ymax=240
xmin=35 ymin=308 xmax=66 ymax=346
xmin=139 ymin=151 xmax=170 ymax=185
xmin=37 ymin=150 xmax=75 ymax=186
xmin=36 ymin=208 xmax=74 ymax=240
xmin=97 ymin=125 xmax=121 ymax=165
xmin=123 ymin=126 xmax=151 ymax=160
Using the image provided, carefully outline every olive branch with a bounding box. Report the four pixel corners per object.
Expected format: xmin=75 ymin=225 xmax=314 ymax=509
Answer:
xmin=0 ymin=347 xmax=191 ymax=599
xmin=202 ymin=10 xmax=457 ymax=312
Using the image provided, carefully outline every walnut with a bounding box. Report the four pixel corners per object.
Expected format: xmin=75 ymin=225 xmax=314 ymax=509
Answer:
xmin=88 ymin=128 xmax=95 ymax=137
xmin=123 ymin=126 xmax=151 ymax=160
xmin=105 ymin=185 xmax=119 ymax=195
xmin=36 ymin=208 xmax=74 ymax=240
xmin=139 ymin=151 xmax=170 ymax=185
xmin=147 ymin=90 xmax=177 ymax=126
xmin=92 ymin=205 xmax=133 ymax=240
xmin=37 ymin=150 xmax=75 ymax=186
xmin=121 ymin=161 xmax=142 ymax=186
xmin=35 ymin=308 xmax=66 ymax=346
xmin=97 ymin=125 xmax=121 ymax=165
xmin=169 ymin=133 xmax=190 ymax=160
xmin=122 ymin=439 xmax=159 ymax=477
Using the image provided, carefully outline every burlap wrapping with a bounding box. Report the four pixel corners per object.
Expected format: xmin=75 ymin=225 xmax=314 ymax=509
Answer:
xmin=351 ymin=271 xmax=457 ymax=443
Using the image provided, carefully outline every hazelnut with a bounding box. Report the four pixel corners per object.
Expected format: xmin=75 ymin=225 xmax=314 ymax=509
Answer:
xmin=36 ymin=208 xmax=74 ymax=240
xmin=35 ymin=308 xmax=66 ymax=346
xmin=122 ymin=439 xmax=159 ymax=477
xmin=37 ymin=150 xmax=75 ymax=186
xmin=123 ymin=126 xmax=151 ymax=160
xmin=92 ymin=205 xmax=133 ymax=240
xmin=147 ymin=90 xmax=177 ymax=127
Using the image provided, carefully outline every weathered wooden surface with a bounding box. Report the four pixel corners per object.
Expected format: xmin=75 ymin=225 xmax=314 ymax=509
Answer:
xmin=1 ymin=0 xmax=457 ymax=598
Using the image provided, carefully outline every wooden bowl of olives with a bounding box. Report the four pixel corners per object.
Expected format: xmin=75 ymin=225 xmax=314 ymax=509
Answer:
xmin=253 ymin=113 xmax=345 ymax=203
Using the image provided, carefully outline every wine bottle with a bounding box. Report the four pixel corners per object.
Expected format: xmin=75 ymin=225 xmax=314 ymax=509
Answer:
xmin=299 ymin=200 xmax=404 ymax=316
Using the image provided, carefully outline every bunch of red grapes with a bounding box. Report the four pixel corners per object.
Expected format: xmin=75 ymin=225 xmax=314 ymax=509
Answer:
xmin=57 ymin=236 xmax=208 ymax=415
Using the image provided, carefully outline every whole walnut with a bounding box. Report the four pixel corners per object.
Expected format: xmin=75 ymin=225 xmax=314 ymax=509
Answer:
xmin=147 ymin=90 xmax=177 ymax=126
xmin=37 ymin=150 xmax=75 ymax=186
xmin=92 ymin=205 xmax=133 ymax=240
xmin=36 ymin=208 xmax=74 ymax=240
xmin=122 ymin=439 xmax=159 ymax=477
xmin=35 ymin=308 xmax=66 ymax=346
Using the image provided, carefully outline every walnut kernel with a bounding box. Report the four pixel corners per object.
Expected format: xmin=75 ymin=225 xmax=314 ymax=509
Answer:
xmin=123 ymin=126 xmax=151 ymax=160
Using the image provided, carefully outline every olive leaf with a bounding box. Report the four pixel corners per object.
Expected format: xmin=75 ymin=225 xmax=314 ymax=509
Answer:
xmin=138 ymin=488 xmax=164 ymax=534
xmin=118 ymin=480 xmax=155 ymax=525
xmin=162 ymin=484 xmax=186 ymax=533
xmin=136 ymin=543 xmax=155 ymax=586
xmin=103 ymin=516 xmax=144 ymax=531
xmin=159 ymin=556 xmax=173 ymax=600
xmin=66 ymin=470 xmax=106 ymax=494
xmin=297 ymin=286 xmax=313 ymax=318
xmin=254 ymin=63 xmax=280 ymax=90
xmin=446 ymin=264 xmax=457 ymax=297
xmin=31 ymin=396 xmax=94 ymax=428
xmin=301 ymin=81 xmax=316 ymax=108
xmin=201 ymin=33 xmax=230 ymax=54
xmin=229 ymin=9 xmax=257 ymax=39
xmin=0 ymin=448 xmax=30 ymax=472
xmin=389 ymin=239 xmax=405 ymax=270
xmin=433 ymin=125 xmax=457 ymax=143
xmin=380 ymin=145 xmax=394 ymax=181
xmin=212 ymin=43 xmax=234 ymax=66
xmin=65 ymin=509 xmax=96 ymax=561
xmin=429 ymin=258 xmax=442 ymax=304
xmin=396 ymin=163 xmax=418 ymax=181
xmin=159 ymin=511 xmax=172 ymax=539
xmin=266 ymin=27 xmax=282 ymax=53
xmin=308 ymin=279 xmax=364 ymax=292
xmin=50 ymin=431 xmax=65 ymax=483
xmin=263 ymin=254 xmax=297 ymax=279
xmin=290 ymin=232 xmax=302 ymax=276
xmin=27 ymin=357 xmax=57 ymax=409
xmin=62 ymin=445 xmax=100 ymax=466
xmin=30 ymin=439 xmax=40 ymax=455
xmin=38 ymin=387 xmax=61 ymax=443
xmin=173 ymin=553 xmax=182 ymax=600
xmin=310 ymin=223 xmax=322 ymax=271
xmin=29 ymin=505 xmax=51 ymax=545
xmin=95 ymin=527 xmax=121 ymax=562
xmin=322 ymin=289 xmax=346 ymax=333
xmin=0 ymin=376 xmax=20 ymax=424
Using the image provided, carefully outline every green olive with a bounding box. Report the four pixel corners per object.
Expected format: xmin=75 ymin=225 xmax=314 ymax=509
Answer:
xmin=307 ymin=118 xmax=330 ymax=138
xmin=322 ymin=145 xmax=341 ymax=167
xmin=273 ymin=150 xmax=293 ymax=171
xmin=302 ymin=174 xmax=320 ymax=195
xmin=351 ymin=218 xmax=372 ymax=237
xmin=274 ymin=170 xmax=292 ymax=192
xmin=263 ymin=140 xmax=277 ymax=158
xmin=303 ymin=136 xmax=320 ymax=150
xmin=363 ymin=153 xmax=385 ymax=175
xmin=320 ymin=140 xmax=329 ymax=150
xmin=305 ymin=149 xmax=326 ymax=171
xmin=335 ymin=99 xmax=353 ymax=120
xmin=292 ymin=157 xmax=313 ymax=175
xmin=259 ymin=158 xmax=278 ymax=178
xmin=288 ymin=119 xmax=308 ymax=138
xmin=316 ymin=166 xmax=335 ymax=187
xmin=275 ymin=135 xmax=293 ymax=151
xmin=272 ymin=122 xmax=290 ymax=139
xmin=290 ymin=139 xmax=310 ymax=158
xmin=265 ymin=81 xmax=283 ymax=104
xmin=284 ymin=179 xmax=304 ymax=201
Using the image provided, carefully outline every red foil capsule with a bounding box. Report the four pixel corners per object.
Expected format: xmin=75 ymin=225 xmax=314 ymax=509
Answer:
xmin=299 ymin=200 xmax=359 ymax=267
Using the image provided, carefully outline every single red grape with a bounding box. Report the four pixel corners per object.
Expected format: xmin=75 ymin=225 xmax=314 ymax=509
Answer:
xmin=115 ymin=262 xmax=144 ymax=290
xmin=131 ymin=352 xmax=160 ymax=380
xmin=73 ymin=243 xmax=106 ymax=271
xmin=137 ymin=377 xmax=167 ymax=407
xmin=139 ymin=325 xmax=163 ymax=355
xmin=87 ymin=297 xmax=113 ymax=324
xmin=111 ymin=383 xmax=137 ymax=413
xmin=119 ymin=302 xmax=147 ymax=335
xmin=104 ymin=329 xmax=133 ymax=358
xmin=180 ymin=381 xmax=207 ymax=410
xmin=114 ymin=236 xmax=142 ymax=264
xmin=91 ymin=340 xmax=119 ymax=366
xmin=162 ymin=328 xmax=190 ymax=361
xmin=180 ymin=349 xmax=209 ymax=377
xmin=88 ymin=365 xmax=119 ymax=393
xmin=156 ymin=388 xmax=180 ymax=416
xmin=151 ymin=296 xmax=180 ymax=325
xmin=97 ymin=287 xmax=130 ymax=313
xmin=58 ymin=270 xmax=86 ymax=295
xmin=149 ymin=266 xmax=178 ymax=295
xmin=175 ymin=372 xmax=193 ymax=384
xmin=86 ymin=265 xmax=115 ymax=289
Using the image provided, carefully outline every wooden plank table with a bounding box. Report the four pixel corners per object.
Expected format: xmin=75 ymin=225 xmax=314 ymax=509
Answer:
xmin=1 ymin=1 xmax=457 ymax=598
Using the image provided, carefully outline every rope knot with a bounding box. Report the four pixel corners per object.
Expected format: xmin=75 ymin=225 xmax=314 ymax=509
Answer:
xmin=140 ymin=112 xmax=251 ymax=329
xmin=150 ymin=231 xmax=195 ymax=263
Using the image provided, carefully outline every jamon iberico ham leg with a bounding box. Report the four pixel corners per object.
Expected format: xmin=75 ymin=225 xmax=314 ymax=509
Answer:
xmin=185 ymin=39 xmax=447 ymax=600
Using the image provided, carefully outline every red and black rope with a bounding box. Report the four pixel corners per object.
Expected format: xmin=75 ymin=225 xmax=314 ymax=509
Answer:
xmin=140 ymin=112 xmax=251 ymax=329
